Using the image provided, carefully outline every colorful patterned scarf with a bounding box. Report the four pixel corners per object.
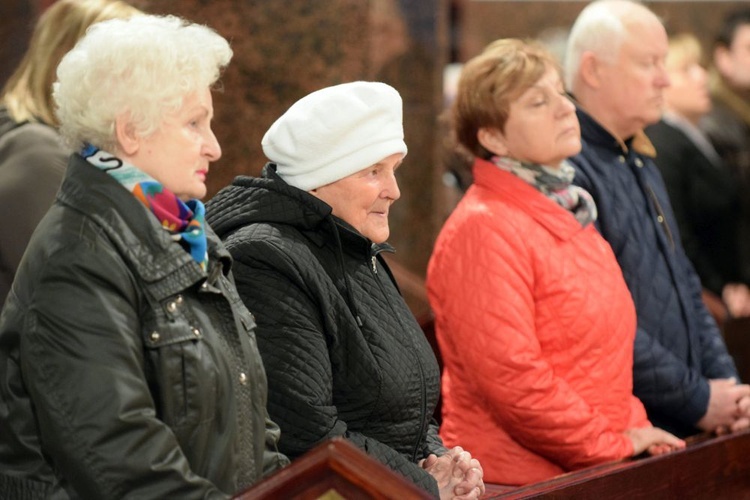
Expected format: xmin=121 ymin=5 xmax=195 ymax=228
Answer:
xmin=82 ymin=144 xmax=209 ymax=270
xmin=492 ymin=156 xmax=597 ymax=227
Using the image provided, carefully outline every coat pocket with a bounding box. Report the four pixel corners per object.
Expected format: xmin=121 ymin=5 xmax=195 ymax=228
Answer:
xmin=142 ymin=303 xmax=218 ymax=429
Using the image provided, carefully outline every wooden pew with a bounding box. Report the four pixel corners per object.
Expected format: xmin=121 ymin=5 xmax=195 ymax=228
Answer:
xmin=233 ymin=437 xmax=430 ymax=499
xmin=235 ymin=431 xmax=750 ymax=498
xmin=484 ymin=430 xmax=750 ymax=499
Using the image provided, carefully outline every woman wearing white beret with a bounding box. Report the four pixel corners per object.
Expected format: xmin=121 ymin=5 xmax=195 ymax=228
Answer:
xmin=207 ymin=82 xmax=484 ymax=499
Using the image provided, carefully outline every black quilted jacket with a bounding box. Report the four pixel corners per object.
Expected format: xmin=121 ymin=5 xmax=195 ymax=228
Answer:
xmin=207 ymin=164 xmax=446 ymax=496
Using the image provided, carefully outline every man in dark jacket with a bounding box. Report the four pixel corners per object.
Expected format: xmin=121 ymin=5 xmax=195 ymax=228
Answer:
xmin=701 ymin=8 xmax=750 ymax=285
xmin=564 ymin=0 xmax=750 ymax=437
xmin=207 ymin=82 xmax=485 ymax=499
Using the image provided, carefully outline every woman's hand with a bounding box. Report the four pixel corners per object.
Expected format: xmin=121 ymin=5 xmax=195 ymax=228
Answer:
xmin=419 ymin=446 xmax=485 ymax=499
xmin=624 ymin=426 xmax=685 ymax=456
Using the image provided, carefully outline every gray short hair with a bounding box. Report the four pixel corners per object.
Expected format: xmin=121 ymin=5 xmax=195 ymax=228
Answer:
xmin=564 ymin=0 xmax=655 ymax=91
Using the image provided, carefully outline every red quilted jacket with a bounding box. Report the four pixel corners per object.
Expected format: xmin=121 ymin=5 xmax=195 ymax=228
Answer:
xmin=427 ymin=158 xmax=650 ymax=485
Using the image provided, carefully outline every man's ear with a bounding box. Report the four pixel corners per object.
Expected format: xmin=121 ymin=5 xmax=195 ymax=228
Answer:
xmin=114 ymin=114 xmax=139 ymax=156
xmin=477 ymin=127 xmax=509 ymax=157
xmin=579 ymin=51 xmax=602 ymax=89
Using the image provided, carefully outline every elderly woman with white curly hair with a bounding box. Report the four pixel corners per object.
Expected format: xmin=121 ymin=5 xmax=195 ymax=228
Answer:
xmin=0 ymin=14 xmax=288 ymax=499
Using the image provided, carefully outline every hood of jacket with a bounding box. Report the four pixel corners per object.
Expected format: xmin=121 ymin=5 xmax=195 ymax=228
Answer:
xmin=208 ymin=163 xmax=386 ymax=258
xmin=207 ymin=163 xmax=329 ymax=232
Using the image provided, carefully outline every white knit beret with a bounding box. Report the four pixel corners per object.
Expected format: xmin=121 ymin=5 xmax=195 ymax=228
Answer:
xmin=262 ymin=81 xmax=408 ymax=191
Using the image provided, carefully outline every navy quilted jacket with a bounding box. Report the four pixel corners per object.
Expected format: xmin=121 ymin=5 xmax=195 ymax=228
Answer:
xmin=206 ymin=164 xmax=446 ymax=496
xmin=569 ymin=109 xmax=738 ymax=437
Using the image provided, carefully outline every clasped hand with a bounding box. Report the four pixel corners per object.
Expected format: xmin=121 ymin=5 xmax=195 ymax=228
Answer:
xmin=419 ymin=446 xmax=485 ymax=500
xmin=698 ymin=378 xmax=750 ymax=435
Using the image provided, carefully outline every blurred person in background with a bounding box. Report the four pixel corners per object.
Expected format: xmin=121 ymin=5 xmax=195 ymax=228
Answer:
xmin=646 ymin=33 xmax=750 ymax=322
xmin=702 ymin=8 xmax=750 ymax=299
xmin=0 ymin=0 xmax=141 ymax=306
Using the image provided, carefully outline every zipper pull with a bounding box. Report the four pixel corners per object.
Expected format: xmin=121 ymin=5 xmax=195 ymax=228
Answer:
xmin=371 ymin=255 xmax=378 ymax=274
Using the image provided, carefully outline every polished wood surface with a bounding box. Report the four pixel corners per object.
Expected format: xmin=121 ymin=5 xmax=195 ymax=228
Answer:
xmin=484 ymin=431 xmax=750 ymax=499
xmin=236 ymin=431 xmax=750 ymax=499
xmin=234 ymin=437 xmax=430 ymax=500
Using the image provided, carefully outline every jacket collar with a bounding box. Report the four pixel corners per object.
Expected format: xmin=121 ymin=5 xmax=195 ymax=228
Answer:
xmin=58 ymin=154 xmax=231 ymax=299
xmin=472 ymin=157 xmax=586 ymax=242
xmin=207 ymin=163 xmax=391 ymax=327
xmin=575 ymin=106 xmax=656 ymax=157
xmin=208 ymin=163 xmax=384 ymax=258
xmin=207 ymin=163 xmax=331 ymax=236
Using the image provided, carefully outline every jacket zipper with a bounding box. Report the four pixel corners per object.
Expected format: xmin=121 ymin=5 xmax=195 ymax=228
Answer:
xmin=370 ymin=250 xmax=428 ymax=462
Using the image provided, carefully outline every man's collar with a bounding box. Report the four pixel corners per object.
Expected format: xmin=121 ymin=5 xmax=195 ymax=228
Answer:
xmin=575 ymin=105 xmax=656 ymax=157
xmin=632 ymin=130 xmax=656 ymax=157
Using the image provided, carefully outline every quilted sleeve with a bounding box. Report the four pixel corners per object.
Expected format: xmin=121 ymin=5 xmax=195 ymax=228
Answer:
xmin=430 ymin=213 xmax=634 ymax=470
xmin=631 ymin=324 xmax=711 ymax=428
xmin=423 ymin=420 xmax=449 ymax=457
xmin=685 ymin=260 xmax=739 ymax=381
xmin=631 ymin=233 xmax=737 ymax=429
xmin=228 ymin=242 xmax=440 ymax=497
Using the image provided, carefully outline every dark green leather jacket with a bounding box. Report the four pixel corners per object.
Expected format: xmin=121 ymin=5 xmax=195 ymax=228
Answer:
xmin=0 ymin=154 xmax=288 ymax=499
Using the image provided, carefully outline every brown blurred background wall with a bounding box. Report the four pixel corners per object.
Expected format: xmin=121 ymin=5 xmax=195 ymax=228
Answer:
xmin=1 ymin=0 xmax=748 ymax=317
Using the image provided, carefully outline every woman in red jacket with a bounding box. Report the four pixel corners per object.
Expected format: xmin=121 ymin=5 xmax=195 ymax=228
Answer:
xmin=426 ymin=39 xmax=684 ymax=486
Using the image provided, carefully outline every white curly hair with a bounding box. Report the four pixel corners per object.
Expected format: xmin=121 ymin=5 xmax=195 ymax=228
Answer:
xmin=53 ymin=14 xmax=232 ymax=151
